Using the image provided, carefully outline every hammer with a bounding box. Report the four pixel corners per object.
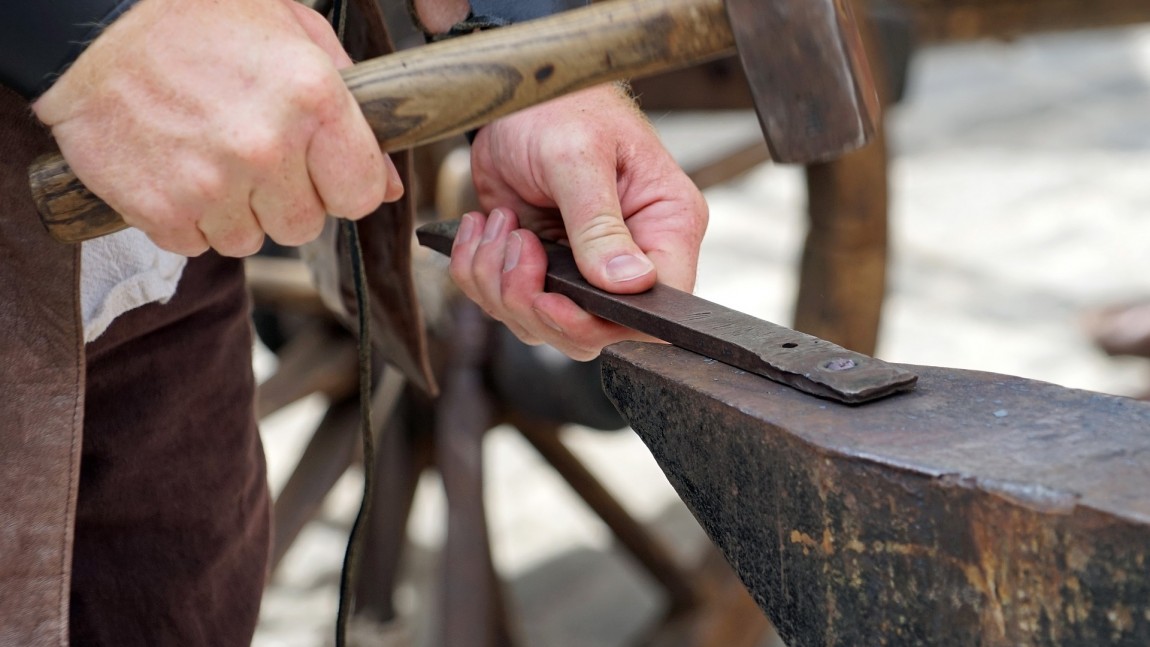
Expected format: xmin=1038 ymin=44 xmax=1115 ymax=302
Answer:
xmin=30 ymin=0 xmax=880 ymax=244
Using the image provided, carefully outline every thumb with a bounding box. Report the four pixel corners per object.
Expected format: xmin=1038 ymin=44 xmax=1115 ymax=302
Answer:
xmin=568 ymin=213 xmax=656 ymax=294
xmin=546 ymin=157 xmax=656 ymax=294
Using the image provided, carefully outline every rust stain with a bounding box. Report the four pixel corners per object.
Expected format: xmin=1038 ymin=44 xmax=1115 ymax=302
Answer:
xmin=822 ymin=528 xmax=835 ymax=555
xmin=786 ymin=528 xmax=843 ymax=557
xmin=789 ymin=529 xmax=819 ymax=556
xmin=1108 ymin=605 xmax=1135 ymax=635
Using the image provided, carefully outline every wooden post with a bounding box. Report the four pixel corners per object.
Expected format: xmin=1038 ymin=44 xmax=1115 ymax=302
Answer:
xmin=794 ymin=0 xmax=892 ymax=355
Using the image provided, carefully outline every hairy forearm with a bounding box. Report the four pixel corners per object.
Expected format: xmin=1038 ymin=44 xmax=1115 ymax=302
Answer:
xmin=0 ymin=0 xmax=139 ymax=98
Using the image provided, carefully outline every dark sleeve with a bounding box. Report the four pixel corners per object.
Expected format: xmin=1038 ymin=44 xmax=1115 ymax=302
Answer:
xmin=0 ymin=0 xmax=139 ymax=99
xmin=468 ymin=0 xmax=588 ymax=23
xmin=417 ymin=0 xmax=588 ymax=39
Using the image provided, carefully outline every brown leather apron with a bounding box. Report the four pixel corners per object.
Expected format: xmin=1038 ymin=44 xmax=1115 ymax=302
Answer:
xmin=0 ymin=87 xmax=271 ymax=646
xmin=0 ymin=85 xmax=86 ymax=647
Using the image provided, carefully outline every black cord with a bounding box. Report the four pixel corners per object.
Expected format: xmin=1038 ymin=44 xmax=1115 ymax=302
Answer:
xmin=328 ymin=4 xmax=376 ymax=647
xmin=335 ymin=216 xmax=376 ymax=647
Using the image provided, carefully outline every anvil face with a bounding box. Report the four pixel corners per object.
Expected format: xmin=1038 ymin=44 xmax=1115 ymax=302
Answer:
xmin=603 ymin=341 xmax=1150 ymax=646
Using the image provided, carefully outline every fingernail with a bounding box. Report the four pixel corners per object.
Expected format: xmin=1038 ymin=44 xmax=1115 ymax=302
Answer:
xmin=482 ymin=208 xmax=506 ymax=243
xmin=384 ymin=156 xmax=404 ymax=200
xmin=387 ymin=177 xmax=404 ymax=200
xmin=456 ymin=213 xmax=476 ymax=247
xmin=533 ymin=307 xmax=564 ymax=334
xmin=605 ymin=254 xmax=654 ymax=283
xmin=503 ymin=232 xmax=522 ymax=272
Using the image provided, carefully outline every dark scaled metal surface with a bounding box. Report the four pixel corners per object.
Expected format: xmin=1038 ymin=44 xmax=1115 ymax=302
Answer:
xmin=602 ymin=341 xmax=1150 ymax=647
xmin=725 ymin=0 xmax=879 ymax=162
xmin=416 ymin=220 xmax=916 ymax=404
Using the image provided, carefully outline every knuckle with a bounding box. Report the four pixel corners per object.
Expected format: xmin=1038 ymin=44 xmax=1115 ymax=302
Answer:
xmin=577 ymin=213 xmax=631 ymax=245
xmin=328 ymin=181 xmax=384 ymax=220
xmin=229 ymin=127 xmax=282 ymax=170
xmin=129 ymin=197 xmax=206 ymax=249
xmin=214 ymin=229 xmax=266 ymax=258
xmin=269 ymin=206 xmax=327 ymax=247
xmin=186 ymin=163 xmax=231 ymax=203
xmin=290 ymin=57 xmax=345 ymax=117
xmin=120 ymin=189 xmax=176 ymax=227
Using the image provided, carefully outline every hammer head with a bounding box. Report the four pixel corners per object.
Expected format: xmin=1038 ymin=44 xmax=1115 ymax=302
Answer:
xmin=728 ymin=0 xmax=881 ymax=163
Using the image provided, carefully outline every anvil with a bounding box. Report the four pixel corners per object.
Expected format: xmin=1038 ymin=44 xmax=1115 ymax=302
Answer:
xmin=602 ymin=341 xmax=1150 ymax=646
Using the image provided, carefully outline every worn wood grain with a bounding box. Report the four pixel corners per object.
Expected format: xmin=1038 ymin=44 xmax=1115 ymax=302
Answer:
xmin=30 ymin=0 xmax=738 ymax=244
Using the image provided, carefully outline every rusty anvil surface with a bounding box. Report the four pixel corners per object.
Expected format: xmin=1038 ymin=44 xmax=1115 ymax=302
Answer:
xmin=601 ymin=342 xmax=1150 ymax=646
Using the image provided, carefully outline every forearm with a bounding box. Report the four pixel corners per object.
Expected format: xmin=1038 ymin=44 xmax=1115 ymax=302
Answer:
xmin=0 ymin=1 xmax=139 ymax=99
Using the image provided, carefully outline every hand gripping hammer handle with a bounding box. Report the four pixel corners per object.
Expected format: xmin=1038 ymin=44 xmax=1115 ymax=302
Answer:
xmin=29 ymin=0 xmax=878 ymax=244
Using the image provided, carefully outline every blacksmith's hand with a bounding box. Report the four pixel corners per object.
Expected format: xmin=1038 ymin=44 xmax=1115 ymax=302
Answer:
xmin=449 ymin=84 xmax=709 ymax=360
xmin=32 ymin=0 xmax=402 ymax=257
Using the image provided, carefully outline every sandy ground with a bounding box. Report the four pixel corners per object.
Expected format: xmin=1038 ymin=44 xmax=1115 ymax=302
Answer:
xmin=253 ymin=23 xmax=1150 ymax=647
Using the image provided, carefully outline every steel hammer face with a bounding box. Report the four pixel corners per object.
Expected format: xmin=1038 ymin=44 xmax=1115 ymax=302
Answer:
xmin=728 ymin=0 xmax=881 ymax=163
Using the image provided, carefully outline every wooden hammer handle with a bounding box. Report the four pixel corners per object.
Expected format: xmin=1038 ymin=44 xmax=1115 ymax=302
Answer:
xmin=30 ymin=0 xmax=736 ymax=244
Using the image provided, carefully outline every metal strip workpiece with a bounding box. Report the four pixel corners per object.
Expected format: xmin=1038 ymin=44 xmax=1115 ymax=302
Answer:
xmin=416 ymin=220 xmax=916 ymax=404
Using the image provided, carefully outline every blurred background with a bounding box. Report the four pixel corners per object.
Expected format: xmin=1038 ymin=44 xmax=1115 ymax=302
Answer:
xmin=252 ymin=10 xmax=1150 ymax=647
